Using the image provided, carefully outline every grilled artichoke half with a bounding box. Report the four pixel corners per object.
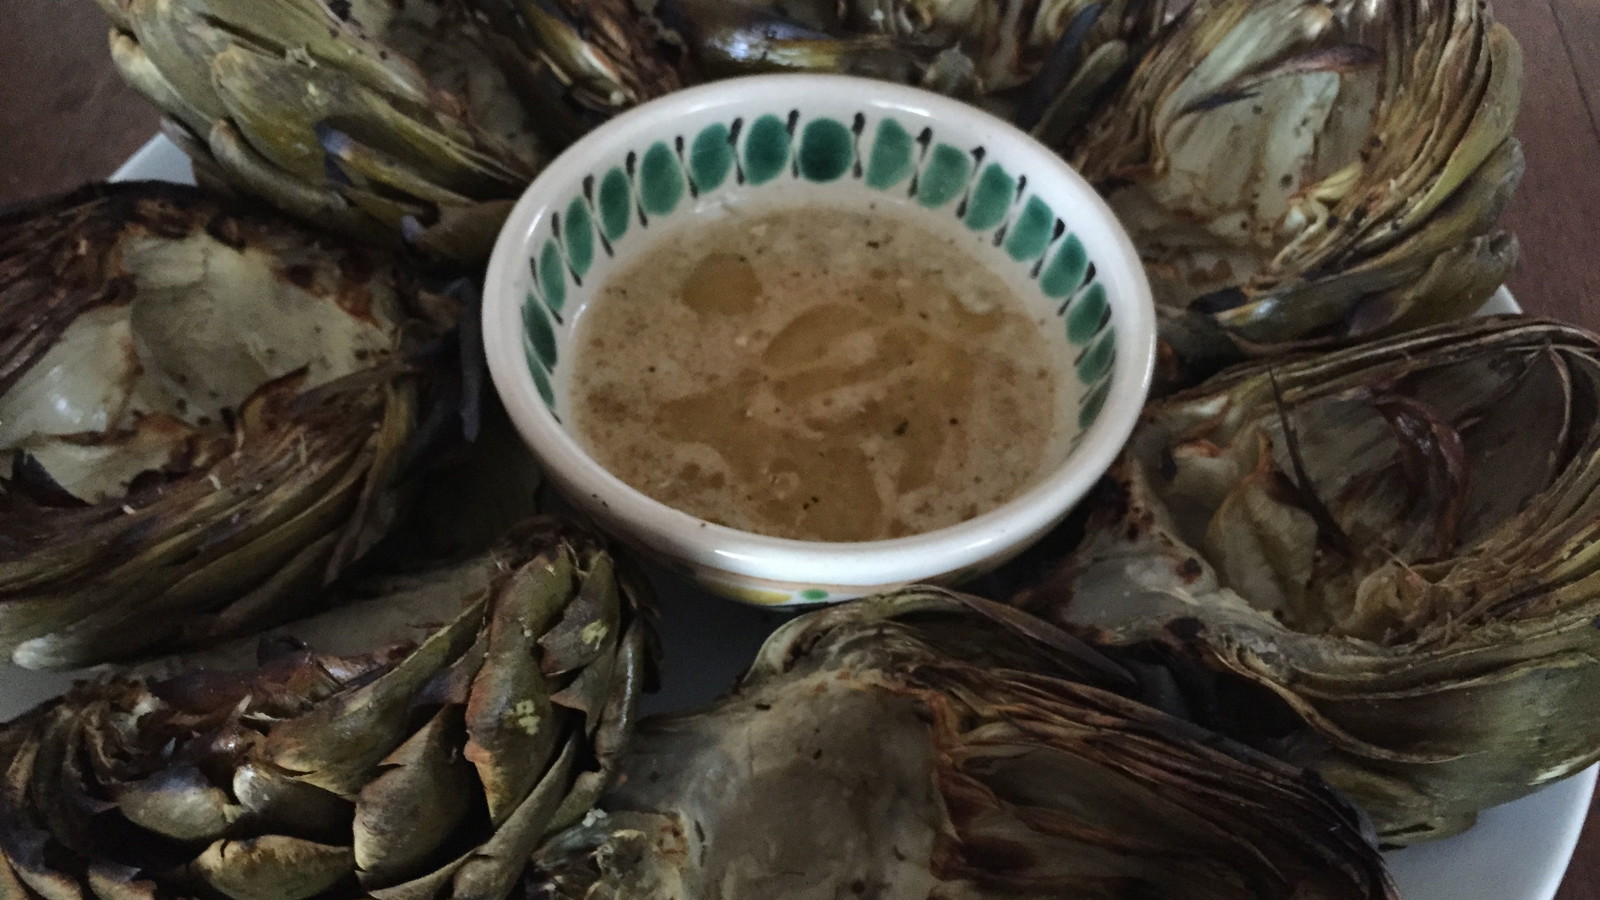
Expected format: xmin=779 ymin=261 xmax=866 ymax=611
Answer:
xmin=92 ymin=0 xmax=562 ymax=261
xmin=0 ymin=521 xmax=652 ymax=900
xmin=1072 ymin=0 xmax=1522 ymax=377
xmin=0 ymin=182 xmax=445 ymax=669
xmin=670 ymin=0 xmax=1168 ymax=139
xmin=1015 ymin=316 xmax=1600 ymax=844
xmin=530 ymin=590 xmax=1396 ymax=899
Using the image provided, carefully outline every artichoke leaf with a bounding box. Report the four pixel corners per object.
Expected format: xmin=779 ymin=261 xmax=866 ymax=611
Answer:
xmin=539 ymin=552 xmax=622 ymax=677
xmin=20 ymin=712 xmax=101 ymax=866
xmin=263 ymin=598 xmax=485 ymax=795
xmin=353 ymin=710 xmax=474 ymax=889
xmin=0 ymin=737 xmax=82 ymax=900
xmin=316 ymin=128 xmax=483 ymax=208
xmin=544 ymin=623 xmax=652 ymax=831
xmin=115 ymin=0 xmax=233 ymax=122
xmin=204 ymin=120 xmax=388 ymax=243
xmin=0 ymin=308 xmax=138 ymax=461
xmin=546 ymin=642 xmax=617 ymax=738
xmin=450 ymin=736 xmax=580 ymax=900
xmin=366 ymin=736 xmax=580 ymax=900
xmin=184 ymin=533 xmax=351 ymax=655
xmin=1355 ymin=26 xmax=1521 ymax=249
xmin=404 ymin=199 xmax=521 ymax=268
xmin=192 ymin=835 xmax=355 ymax=900
xmin=114 ymin=765 xmax=241 ymax=843
xmin=84 ymin=863 xmax=158 ymax=900
xmin=232 ymin=762 xmax=353 ymax=844
xmin=152 ymin=0 xmax=435 ymax=106
xmin=1270 ymin=132 xmax=1522 ymax=323
xmin=463 ymin=551 xmax=574 ymax=824
xmin=593 ymin=621 xmax=649 ymax=767
xmin=1227 ymin=138 xmax=1523 ymax=346
xmin=113 ymin=234 xmax=400 ymax=405
xmin=324 ymin=379 xmax=418 ymax=576
xmin=1443 ymin=345 xmax=1576 ymax=537
xmin=165 ymin=117 xmax=229 ymax=182
xmin=1201 ymin=430 xmax=1320 ymax=623
xmin=1340 ymin=233 xmax=1518 ymax=342
xmin=208 ymin=45 xmax=527 ymax=195
xmin=107 ymin=30 xmax=212 ymax=138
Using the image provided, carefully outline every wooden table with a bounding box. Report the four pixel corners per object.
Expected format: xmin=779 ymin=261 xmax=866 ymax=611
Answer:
xmin=1 ymin=0 xmax=1597 ymax=895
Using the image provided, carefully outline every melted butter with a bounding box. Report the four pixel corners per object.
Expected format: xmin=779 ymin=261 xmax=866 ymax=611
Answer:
xmin=570 ymin=206 xmax=1065 ymax=543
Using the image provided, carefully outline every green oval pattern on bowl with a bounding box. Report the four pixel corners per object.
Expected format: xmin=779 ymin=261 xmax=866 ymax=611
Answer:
xmin=521 ymin=109 xmax=1117 ymax=440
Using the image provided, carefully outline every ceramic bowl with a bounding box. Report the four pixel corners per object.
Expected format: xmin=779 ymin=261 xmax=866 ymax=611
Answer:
xmin=483 ymin=73 xmax=1155 ymax=606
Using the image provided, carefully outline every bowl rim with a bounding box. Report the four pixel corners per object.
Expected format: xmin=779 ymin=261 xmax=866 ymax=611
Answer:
xmin=483 ymin=72 xmax=1156 ymax=586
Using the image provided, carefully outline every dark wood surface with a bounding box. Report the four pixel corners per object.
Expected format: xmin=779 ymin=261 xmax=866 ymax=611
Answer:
xmin=1 ymin=0 xmax=1597 ymax=895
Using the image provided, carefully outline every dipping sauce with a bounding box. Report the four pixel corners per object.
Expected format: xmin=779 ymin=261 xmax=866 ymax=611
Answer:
xmin=569 ymin=206 xmax=1066 ymax=542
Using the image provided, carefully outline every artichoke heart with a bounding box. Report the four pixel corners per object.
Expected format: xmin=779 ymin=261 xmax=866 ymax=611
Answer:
xmin=0 ymin=520 xmax=653 ymax=900
xmin=1016 ymin=315 xmax=1600 ymax=844
xmin=531 ymin=590 xmax=1396 ymax=900
xmin=1071 ymin=0 xmax=1522 ymax=377
xmin=0 ymin=182 xmax=445 ymax=669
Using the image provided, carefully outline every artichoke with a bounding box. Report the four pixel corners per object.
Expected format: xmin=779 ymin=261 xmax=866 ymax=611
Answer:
xmin=670 ymin=0 xmax=1169 ymax=139
xmin=1014 ymin=316 xmax=1600 ymax=844
xmin=0 ymin=520 xmax=652 ymax=900
xmin=0 ymin=182 xmax=444 ymax=669
xmin=92 ymin=0 xmax=560 ymax=261
xmin=1070 ymin=0 xmax=1522 ymax=379
xmin=531 ymin=590 xmax=1396 ymax=899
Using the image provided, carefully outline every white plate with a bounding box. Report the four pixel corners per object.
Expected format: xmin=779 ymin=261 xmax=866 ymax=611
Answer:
xmin=0 ymin=137 xmax=1589 ymax=900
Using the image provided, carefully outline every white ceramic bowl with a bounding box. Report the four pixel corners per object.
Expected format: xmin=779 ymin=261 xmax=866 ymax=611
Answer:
xmin=483 ymin=73 xmax=1155 ymax=606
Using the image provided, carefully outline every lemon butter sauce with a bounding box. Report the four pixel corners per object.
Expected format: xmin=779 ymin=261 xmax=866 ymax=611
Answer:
xmin=569 ymin=206 xmax=1068 ymax=543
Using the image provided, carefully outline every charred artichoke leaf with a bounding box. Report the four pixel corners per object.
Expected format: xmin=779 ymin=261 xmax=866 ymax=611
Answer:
xmin=1072 ymin=0 xmax=1522 ymax=374
xmin=97 ymin=0 xmax=551 ymax=260
xmin=1016 ymin=315 xmax=1600 ymax=844
xmin=0 ymin=520 xmax=653 ymax=900
xmin=0 ymin=182 xmax=448 ymax=669
xmin=531 ymin=589 xmax=1395 ymax=900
